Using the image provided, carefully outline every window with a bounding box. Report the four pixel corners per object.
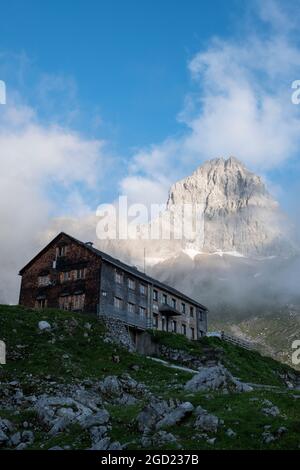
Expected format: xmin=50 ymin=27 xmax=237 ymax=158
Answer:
xmin=172 ymin=320 xmax=177 ymax=333
xmin=163 ymin=293 xmax=168 ymax=305
xmin=75 ymin=268 xmax=86 ymax=280
xmin=181 ymin=302 xmax=186 ymax=314
xmin=56 ymin=245 xmax=68 ymax=257
xmin=128 ymin=278 xmax=135 ymax=290
xmin=153 ymin=289 xmax=158 ymax=301
xmin=60 ymin=269 xmax=86 ymax=283
xmin=140 ymin=284 xmax=147 ymax=296
xmin=35 ymin=298 xmax=47 ymax=309
xmin=199 ymin=310 xmax=204 ymax=321
xmin=59 ymin=295 xmax=71 ymax=310
xmin=114 ymin=297 xmax=123 ymax=310
xmin=191 ymin=327 xmax=195 ymax=340
xmin=73 ymin=294 xmax=85 ymax=311
xmin=59 ymin=294 xmax=85 ymax=311
xmin=172 ymin=298 xmax=176 ymax=309
xmin=115 ymin=271 xmax=123 ymax=284
xmin=181 ymin=324 xmax=187 ymax=335
xmin=190 ymin=306 xmax=194 ymax=318
xmin=38 ymin=275 xmax=50 ymax=287
xmin=127 ymin=302 xmax=135 ymax=314
xmin=153 ymin=314 xmax=158 ymax=328
xmin=138 ymin=306 xmax=146 ymax=318
xmin=60 ymin=271 xmax=72 ymax=283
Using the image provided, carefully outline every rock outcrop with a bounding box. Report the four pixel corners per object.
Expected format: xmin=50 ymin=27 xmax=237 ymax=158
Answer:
xmin=184 ymin=364 xmax=253 ymax=393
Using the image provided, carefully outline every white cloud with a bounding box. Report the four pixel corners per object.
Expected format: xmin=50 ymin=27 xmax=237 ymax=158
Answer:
xmin=0 ymin=100 xmax=106 ymax=303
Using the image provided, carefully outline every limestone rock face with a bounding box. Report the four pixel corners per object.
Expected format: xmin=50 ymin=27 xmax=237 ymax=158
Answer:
xmin=166 ymin=157 xmax=291 ymax=256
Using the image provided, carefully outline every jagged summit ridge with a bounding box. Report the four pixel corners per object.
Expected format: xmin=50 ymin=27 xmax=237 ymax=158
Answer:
xmin=166 ymin=157 xmax=291 ymax=257
xmin=168 ymin=156 xmax=276 ymax=211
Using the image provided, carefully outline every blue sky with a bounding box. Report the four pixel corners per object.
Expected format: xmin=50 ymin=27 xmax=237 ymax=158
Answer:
xmin=0 ymin=0 xmax=243 ymax=151
xmin=1 ymin=0 xmax=300 ymax=232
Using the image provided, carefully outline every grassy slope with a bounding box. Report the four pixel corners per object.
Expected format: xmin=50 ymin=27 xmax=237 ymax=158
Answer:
xmin=0 ymin=305 xmax=299 ymax=450
xmin=149 ymin=330 xmax=295 ymax=386
xmin=209 ymin=309 xmax=300 ymax=369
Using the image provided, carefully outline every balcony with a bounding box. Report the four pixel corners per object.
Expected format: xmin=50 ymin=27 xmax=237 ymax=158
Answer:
xmin=159 ymin=304 xmax=182 ymax=316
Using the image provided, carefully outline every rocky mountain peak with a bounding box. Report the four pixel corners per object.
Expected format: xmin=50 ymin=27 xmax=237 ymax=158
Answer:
xmin=166 ymin=157 xmax=291 ymax=257
xmin=168 ymin=156 xmax=273 ymax=210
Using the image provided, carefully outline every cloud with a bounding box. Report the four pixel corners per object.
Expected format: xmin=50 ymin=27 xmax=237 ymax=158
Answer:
xmin=120 ymin=0 xmax=300 ymax=204
xmin=0 ymin=99 xmax=107 ymax=303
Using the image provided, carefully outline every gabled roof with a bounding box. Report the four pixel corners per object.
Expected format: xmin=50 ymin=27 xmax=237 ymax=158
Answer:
xmin=19 ymin=232 xmax=208 ymax=311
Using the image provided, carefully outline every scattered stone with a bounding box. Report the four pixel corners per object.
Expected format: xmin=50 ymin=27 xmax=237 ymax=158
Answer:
xmin=156 ymin=402 xmax=194 ymax=429
xmin=141 ymin=430 xmax=179 ymax=448
xmin=277 ymin=426 xmax=288 ymax=435
xmin=90 ymin=437 xmax=111 ymax=450
xmin=207 ymin=437 xmax=216 ymax=445
xmin=262 ymin=432 xmax=276 ymax=444
xmin=261 ymin=405 xmax=280 ymax=417
xmin=98 ymin=374 xmax=148 ymax=405
xmin=16 ymin=443 xmax=28 ymax=450
xmin=22 ymin=430 xmax=34 ymax=445
xmin=0 ymin=430 xmax=8 ymax=445
xmin=80 ymin=410 xmax=110 ymax=429
xmin=38 ymin=321 xmax=51 ymax=331
xmin=10 ymin=432 xmax=21 ymax=447
xmin=194 ymin=406 xmax=220 ymax=433
xmin=226 ymin=428 xmax=236 ymax=438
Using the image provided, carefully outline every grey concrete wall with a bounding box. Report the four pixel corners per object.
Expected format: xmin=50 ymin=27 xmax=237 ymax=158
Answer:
xmin=99 ymin=261 xmax=149 ymax=326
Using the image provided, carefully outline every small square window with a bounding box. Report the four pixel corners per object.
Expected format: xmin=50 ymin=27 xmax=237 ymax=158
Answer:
xmin=139 ymin=306 xmax=146 ymax=317
xmin=114 ymin=297 xmax=123 ymax=309
xmin=128 ymin=278 xmax=135 ymax=290
xmin=38 ymin=275 xmax=50 ymax=287
xmin=56 ymin=245 xmax=68 ymax=257
xmin=115 ymin=271 xmax=123 ymax=284
xmin=140 ymin=284 xmax=147 ymax=295
xmin=127 ymin=302 xmax=135 ymax=314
